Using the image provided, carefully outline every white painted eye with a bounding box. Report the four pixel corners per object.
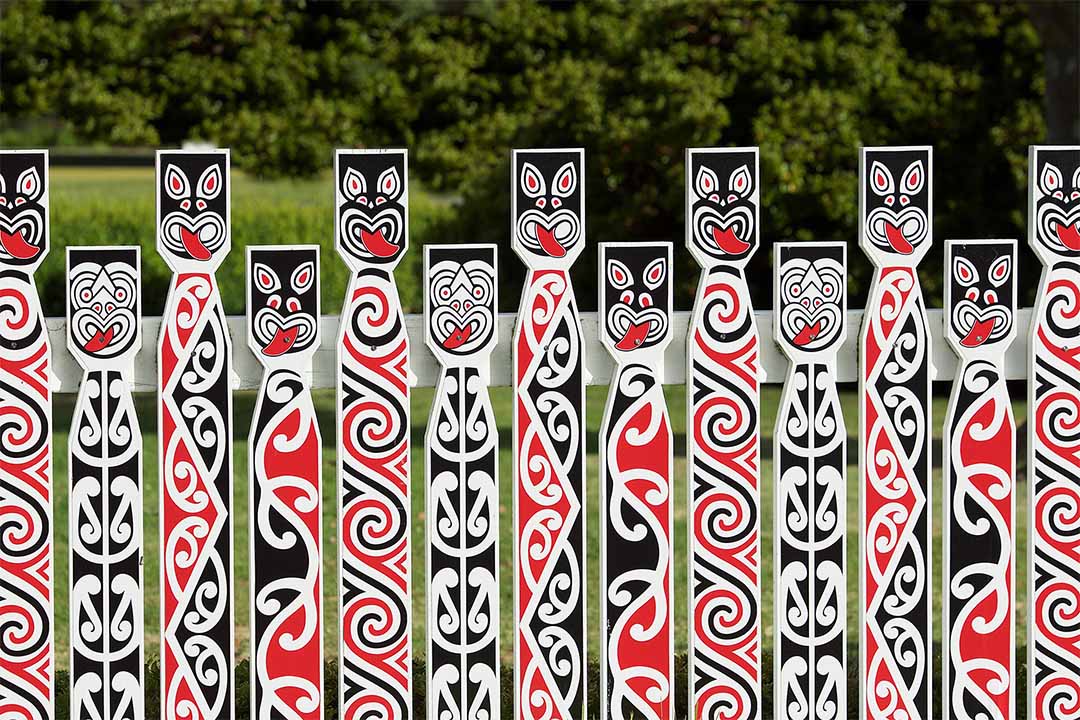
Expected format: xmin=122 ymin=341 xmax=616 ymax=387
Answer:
xmin=552 ymin=161 xmax=576 ymax=198
xmin=343 ymin=166 xmax=366 ymax=200
xmin=900 ymin=159 xmax=924 ymax=194
xmin=695 ymin=165 xmax=718 ymax=199
xmin=870 ymin=160 xmax=894 ymax=196
xmin=984 ymin=289 xmax=998 ymax=304
xmin=988 ymin=255 xmax=1011 ymax=287
xmin=965 ymin=287 xmax=978 ymax=301
xmin=377 ymin=166 xmax=401 ymax=200
xmin=15 ymin=166 xmax=41 ymax=201
xmin=254 ymin=263 xmax=280 ymax=293
xmin=643 ymin=258 xmax=666 ymax=289
xmin=520 ymin=162 xmax=545 ymax=198
xmin=1041 ymin=162 xmax=1063 ymax=195
xmin=197 ymin=164 xmax=222 ymax=200
xmin=729 ymin=164 xmax=752 ymax=197
xmin=953 ymin=256 xmax=978 ymax=287
xmin=164 ymin=164 xmax=190 ymax=200
xmin=291 ymin=261 xmax=314 ymax=293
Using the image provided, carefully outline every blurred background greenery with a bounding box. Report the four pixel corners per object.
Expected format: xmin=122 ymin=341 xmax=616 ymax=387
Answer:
xmin=3 ymin=0 xmax=1076 ymax=314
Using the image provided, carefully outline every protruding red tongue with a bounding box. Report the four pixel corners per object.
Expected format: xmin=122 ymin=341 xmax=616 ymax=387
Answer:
xmin=793 ymin=320 xmax=823 ymax=347
xmin=616 ymin=321 xmax=651 ymax=351
xmin=442 ymin=324 xmax=473 ymax=350
xmin=536 ymin=225 xmax=566 ymax=258
xmin=710 ymin=226 xmax=750 ymax=255
xmin=884 ymin=222 xmax=914 ymax=255
xmin=1056 ymin=221 xmax=1080 ymax=252
xmin=180 ymin=227 xmax=212 ymax=261
xmin=360 ymin=228 xmax=398 ymax=258
xmin=262 ymin=326 xmax=299 ymax=356
xmin=84 ymin=326 xmax=115 ymax=353
xmin=0 ymin=229 xmax=37 ymax=260
xmin=961 ymin=317 xmax=996 ymax=348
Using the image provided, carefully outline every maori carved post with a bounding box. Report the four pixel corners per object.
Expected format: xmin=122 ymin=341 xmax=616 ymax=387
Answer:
xmin=943 ymin=239 xmax=1017 ymax=720
xmin=67 ymin=246 xmax=143 ymax=720
xmin=685 ymin=148 xmax=762 ymax=720
xmin=335 ymin=149 xmax=413 ymax=720
xmin=774 ymin=242 xmax=847 ymax=720
xmin=0 ymin=150 xmax=54 ymax=720
xmin=598 ymin=242 xmax=675 ymax=720
xmin=247 ymin=246 xmax=322 ymax=720
xmin=157 ymin=149 xmax=234 ymax=720
xmin=424 ymin=244 xmax=499 ymax=720
xmin=858 ymin=147 xmax=933 ymax=720
xmin=1029 ymin=146 xmax=1080 ymax=720
xmin=512 ymin=148 xmax=587 ymax=720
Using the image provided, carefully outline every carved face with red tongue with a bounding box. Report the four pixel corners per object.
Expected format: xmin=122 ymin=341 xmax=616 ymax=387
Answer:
xmin=513 ymin=151 xmax=583 ymax=265
xmin=0 ymin=151 xmax=47 ymax=267
xmin=426 ymin=248 xmax=497 ymax=360
xmin=337 ymin=152 xmax=406 ymax=267
xmin=249 ymin=248 xmax=320 ymax=361
xmin=778 ymin=248 xmax=845 ymax=353
xmin=949 ymin=245 xmax=1014 ymax=353
xmin=601 ymin=245 xmax=671 ymax=355
xmin=689 ymin=151 xmax=757 ymax=265
xmin=1033 ymin=150 xmax=1080 ymax=260
xmin=68 ymin=249 xmax=140 ymax=361
xmin=157 ymin=152 xmax=229 ymax=267
xmin=862 ymin=149 xmax=930 ymax=263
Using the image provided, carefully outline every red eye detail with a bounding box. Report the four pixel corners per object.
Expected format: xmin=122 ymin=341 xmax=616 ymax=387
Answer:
xmin=908 ymin=171 xmax=918 ymax=186
xmin=708 ymin=193 xmax=720 ymax=203
xmin=376 ymin=197 xmax=386 ymax=205
xmin=297 ymin=270 xmax=310 ymax=285
xmin=474 ymin=288 xmax=482 ymax=298
xmin=385 ymin=178 xmax=393 ymax=191
xmin=802 ymin=299 xmax=810 ymax=307
xmin=613 ymin=269 xmax=625 ymax=283
xmin=14 ymin=197 xmax=25 ymax=206
xmin=734 ymin=176 xmax=745 ymax=191
xmin=727 ymin=194 xmax=737 ymax=203
xmin=24 ymin=179 xmax=32 ymax=192
xmin=196 ymin=200 xmax=207 ymax=210
xmin=287 ymin=298 xmax=300 ymax=312
xmin=899 ymin=195 xmax=909 ymax=206
xmin=1054 ymin=191 xmax=1064 ymax=200
xmin=206 ymin=175 xmax=215 ymax=191
xmin=93 ymin=303 xmax=102 ymax=313
xmin=791 ymin=285 xmax=800 ymax=296
xmin=648 ymin=267 xmax=662 ymax=282
xmin=0 ymin=198 xmax=6 ymax=207
xmin=350 ymin=178 xmax=361 ymax=193
xmin=958 ymin=267 xmax=970 ymax=282
xmin=1072 ymin=191 xmax=1080 ymax=201
xmin=464 ymin=301 xmax=472 ymax=309
xmin=106 ymin=303 xmax=115 ymax=313
xmin=620 ymin=290 xmax=632 ymax=304
xmin=452 ymin=301 xmax=460 ymax=310
xmin=268 ymin=297 xmax=280 ymax=309
xmin=358 ymin=197 xmax=369 ymax=206
xmin=440 ymin=288 xmax=450 ymax=298
xmin=884 ymin=196 xmax=895 ymax=206
xmin=965 ymin=288 xmax=978 ymax=301
xmin=551 ymin=198 xmax=562 ymax=208
xmin=116 ymin=290 xmax=125 ymax=300
xmin=814 ymin=298 xmax=821 ymax=307
xmin=536 ymin=198 xmax=546 ymax=209
xmin=823 ymin=286 xmax=831 ymax=295
xmin=172 ymin=177 xmax=181 ymax=191
xmin=639 ymin=293 xmax=652 ymax=308
xmin=984 ymin=290 xmax=998 ymax=304
xmin=180 ymin=199 xmax=191 ymax=210
xmin=81 ymin=290 xmax=91 ymax=301
xmin=527 ymin=176 xmax=537 ymax=190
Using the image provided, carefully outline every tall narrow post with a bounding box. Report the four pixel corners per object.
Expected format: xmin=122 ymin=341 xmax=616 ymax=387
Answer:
xmin=247 ymin=246 xmax=322 ymax=720
xmin=157 ymin=149 xmax=235 ymax=720
xmin=942 ymin=239 xmax=1017 ymax=720
xmin=598 ymin=242 xmax=675 ymax=720
xmin=424 ymin=244 xmax=500 ymax=720
xmin=858 ymin=147 xmax=933 ymax=720
xmin=0 ymin=150 xmax=54 ymax=720
xmin=67 ymin=246 xmax=143 ymax=720
xmin=335 ymin=149 xmax=413 ymax=720
xmin=512 ymin=148 xmax=587 ymax=720
xmin=1028 ymin=145 xmax=1080 ymax=720
xmin=685 ymin=148 xmax=762 ymax=720
xmin=774 ymin=242 xmax=847 ymax=720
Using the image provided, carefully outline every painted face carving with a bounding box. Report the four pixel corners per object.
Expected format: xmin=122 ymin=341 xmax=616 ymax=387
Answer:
xmin=513 ymin=151 xmax=583 ymax=262
xmin=777 ymin=244 xmax=846 ymax=352
xmin=948 ymin=242 xmax=1015 ymax=350
xmin=158 ymin=152 xmax=229 ymax=264
xmin=601 ymin=244 xmax=671 ymax=353
xmin=249 ymin=247 xmax=319 ymax=358
xmin=427 ymin=246 xmax=496 ymax=356
xmin=337 ymin=151 xmax=407 ymax=265
xmin=0 ymin=151 xmax=48 ymax=267
xmin=68 ymin=248 xmax=140 ymax=360
xmin=688 ymin=151 xmax=757 ymax=263
xmin=863 ymin=149 xmax=930 ymax=258
xmin=1032 ymin=148 xmax=1080 ymax=258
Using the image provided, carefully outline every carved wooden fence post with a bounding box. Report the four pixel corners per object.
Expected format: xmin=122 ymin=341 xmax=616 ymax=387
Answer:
xmin=424 ymin=244 xmax=500 ymax=720
xmin=858 ymin=147 xmax=933 ymax=720
xmin=774 ymin=241 xmax=847 ymax=720
xmin=247 ymin=246 xmax=322 ymax=720
xmin=67 ymin=246 xmax=143 ymax=720
xmin=157 ymin=149 xmax=235 ymax=720
xmin=598 ymin=242 xmax=675 ymax=720
xmin=0 ymin=150 xmax=55 ymax=720
xmin=335 ymin=149 xmax=413 ymax=720
xmin=685 ymin=148 xmax=762 ymax=720
xmin=1028 ymin=145 xmax=1080 ymax=720
xmin=943 ymin=239 xmax=1017 ymax=720
xmin=512 ymin=148 xmax=588 ymax=720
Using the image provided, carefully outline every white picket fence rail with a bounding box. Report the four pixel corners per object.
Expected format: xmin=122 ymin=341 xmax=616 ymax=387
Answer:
xmin=45 ymin=307 xmax=1035 ymax=393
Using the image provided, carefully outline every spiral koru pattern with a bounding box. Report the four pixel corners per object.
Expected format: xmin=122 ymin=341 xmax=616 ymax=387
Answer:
xmin=251 ymin=369 xmax=322 ymax=720
xmin=861 ymin=267 xmax=931 ymax=720
xmin=426 ymin=367 xmax=499 ymax=720
xmin=515 ymin=269 xmax=586 ymax=720
xmin=602 ymin=363 xmax=674 ymax=720
xmin=339 ymin=269 xmax=412 ymax=720
xmin=687 ymin=269 xmax=761 ymax=720
xmin=160 ymin=273 xmax=233 ymax=720
xmin=0 ymin=271 xmax=53 ymax=720
xmin=775 ymin=362 xmax=846 ymax=720
xmin=1030 ymin=265 xmax=1080 ymax=720
xmin=944 ymin=360 xmax=1014 ymax=720
xmin=70 ymin=370 xmax=143 ymax=720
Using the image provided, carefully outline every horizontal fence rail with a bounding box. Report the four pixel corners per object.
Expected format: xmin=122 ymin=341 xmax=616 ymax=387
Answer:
xmin=44 ymin=308 xmax=1035 ymax=392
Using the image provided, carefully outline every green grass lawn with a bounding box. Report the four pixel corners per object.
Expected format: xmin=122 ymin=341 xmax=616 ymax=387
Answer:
xmin=48 ymin=383 xmax=1030 ymax=668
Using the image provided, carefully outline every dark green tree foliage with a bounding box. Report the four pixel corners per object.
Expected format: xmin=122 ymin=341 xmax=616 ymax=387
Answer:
xmin=1 ymin=1 xmax=1046 ymax=308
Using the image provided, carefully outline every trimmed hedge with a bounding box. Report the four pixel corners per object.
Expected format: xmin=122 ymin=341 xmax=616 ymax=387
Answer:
xmin=51 ymin=647 xmax=1032 ymax=719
